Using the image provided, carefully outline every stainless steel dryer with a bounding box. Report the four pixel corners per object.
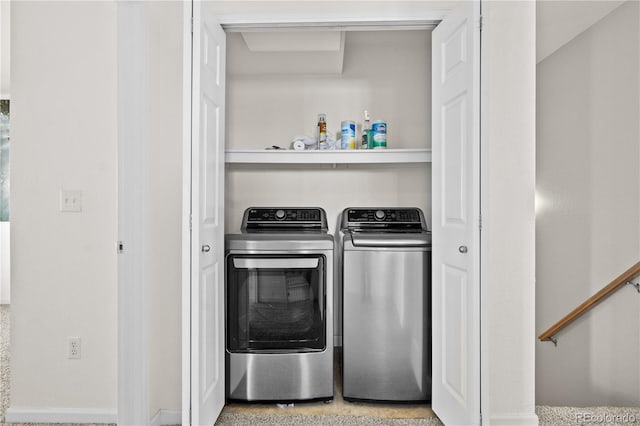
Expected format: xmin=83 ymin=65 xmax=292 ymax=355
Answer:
xmin=225 ymin=207 xmax=333 ymax=402
xmin=340 ymin=207 xmax=431 ymax=402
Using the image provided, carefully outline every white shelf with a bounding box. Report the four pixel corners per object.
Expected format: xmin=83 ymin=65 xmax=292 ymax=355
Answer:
xmin=225 ymin=148 xmax=431 ymax=164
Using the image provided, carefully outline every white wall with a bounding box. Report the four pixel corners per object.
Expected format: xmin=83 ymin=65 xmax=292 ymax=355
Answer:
xmin=536 ymin=0 xmax=640 ymax=406
xmin=537 ymin=0 xmax=624 ymax=63
xmin=482 ymin=1 xmax=537 ymax=424
xmin=226 ymin=30 xmax=432 ymax=235
xmin=0 ymin=0 xmax=10 ymax=305
xmin=9 ymin=3 xmax=185 ymax=421
xmin=0 ymin=224 xmax=9 ymax=305
xmin=144 ymin=0 xmax=183 ymax=419
xmin=9 ymin=0 xmax=117 ymax=412
xmin=0 ymin=0 xmax=9 ymax=98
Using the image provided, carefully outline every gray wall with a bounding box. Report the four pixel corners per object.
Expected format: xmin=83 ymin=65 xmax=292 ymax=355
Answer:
xmin=536 ymin=0 xmax=640 ymax=406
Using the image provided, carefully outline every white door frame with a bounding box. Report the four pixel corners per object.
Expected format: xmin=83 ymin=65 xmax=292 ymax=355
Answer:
xmin=431 ymin=2 xmax=482 ymax=424
xmin=172 ymin=3 xmax=485 ymax=426
xmin=116 ymin=2 xmax=149 ymax=425
xmin=114 ymin=5 xmax=487 ymax=424
xmin=183 ymin=1 xmax=227 ymax=424
xmin=117 ymin=2 xmax=537 ymax=425
xmin=181 ymin=1 xmax=193 ymax=423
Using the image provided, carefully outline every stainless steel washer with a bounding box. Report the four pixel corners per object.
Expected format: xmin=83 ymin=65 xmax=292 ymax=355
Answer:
xmin=225 ymin=207 xmax=333 ymax=402
xmin=340 ymin=207 xmax=431 ymax=402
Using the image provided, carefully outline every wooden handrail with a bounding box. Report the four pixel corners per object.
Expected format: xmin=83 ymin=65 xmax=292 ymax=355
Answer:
xmin=539 ymin=260 xmax=640 ymax=343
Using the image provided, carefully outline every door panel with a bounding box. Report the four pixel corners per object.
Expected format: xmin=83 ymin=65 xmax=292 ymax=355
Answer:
xmin=441 ymin=263 xmax=466 ymax=402
xmin=442 ymin=23 xmax=468 ymax=81
xmin=432 ymin=1 xmax=480 ymax=425
xmin=443 ymin=94 xmax=467 ymax=225
xmin=187 ymin=1 xmax=226 ymax=425
xmin=201 ymin=263 xmax=219 ymax=401
xmin=201 ymin=98 xmax=221 ymax=226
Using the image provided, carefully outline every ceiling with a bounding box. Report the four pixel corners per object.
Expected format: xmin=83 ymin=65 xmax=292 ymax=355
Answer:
xmin=213 ymin=0 xmax=627 ymax=65
xmin=537 ymin=0 xmax=625 ymax=63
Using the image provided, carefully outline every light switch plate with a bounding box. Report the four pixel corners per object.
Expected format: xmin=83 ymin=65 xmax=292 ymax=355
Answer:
xmin=60 ymin=190 xmax=83 ymax=212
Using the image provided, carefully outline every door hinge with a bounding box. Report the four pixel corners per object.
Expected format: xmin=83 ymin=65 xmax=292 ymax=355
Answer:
xmin=191 ymin=16 xmax=194 ymax=34
xmin=117 ymin=241 xmax=124 ymax=254
xmin=478 ymin=15 xmax=483 ymax=32
xmin=189 ymin=214 xmax=193 ymax=231
xmin=478 ymin=215 xmax=483 ymax=230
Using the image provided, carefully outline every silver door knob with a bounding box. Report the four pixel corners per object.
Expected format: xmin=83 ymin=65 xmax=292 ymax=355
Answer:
xmin=201 ymin=245 xmax=211 ymax=253
xmin=458 ymin=245 xmax=468 ymax=253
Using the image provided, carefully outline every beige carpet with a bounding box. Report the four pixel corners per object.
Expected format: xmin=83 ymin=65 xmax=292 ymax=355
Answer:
xmin=225 ymin=398 xmax=435 ymax=420
xmin=0 ymin=305 xmax=9 ymax=424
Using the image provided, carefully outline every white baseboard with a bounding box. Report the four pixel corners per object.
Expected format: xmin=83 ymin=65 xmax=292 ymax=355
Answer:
xmin=489 ymin=412 xmax=539 ymax=426
xmin=150 ymin=409 xmax=181 ymax=426
xmin=4 ymin=407 xmax=117 ymax=424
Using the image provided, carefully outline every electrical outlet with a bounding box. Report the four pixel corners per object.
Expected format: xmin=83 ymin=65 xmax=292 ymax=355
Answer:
xmin=60 ymin=190 xmax=83 ymax=212
xmin=68 ymin=336 xmax=81 ymax=359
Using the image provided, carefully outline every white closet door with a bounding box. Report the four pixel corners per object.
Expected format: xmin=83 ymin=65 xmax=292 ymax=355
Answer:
xmin=183 ymin=1 xmax=226 ymax=425
xmin=431 ymin=1 xmax=481 ymax=425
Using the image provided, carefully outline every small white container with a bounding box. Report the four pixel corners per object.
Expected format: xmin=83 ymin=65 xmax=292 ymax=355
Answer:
xmin=341 ymin=120 xmax=356 ymax=150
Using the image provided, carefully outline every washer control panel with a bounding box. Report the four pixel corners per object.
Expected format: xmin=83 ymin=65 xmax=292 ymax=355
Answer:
xmin=342 ymin=207 xmax=427 ymax=231
xmin=346 ymin=208 xmax=421 ymax=223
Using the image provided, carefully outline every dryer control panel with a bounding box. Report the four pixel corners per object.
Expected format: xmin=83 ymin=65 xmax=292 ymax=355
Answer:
xmin=242 ymin=207 xmax=328 ymax=232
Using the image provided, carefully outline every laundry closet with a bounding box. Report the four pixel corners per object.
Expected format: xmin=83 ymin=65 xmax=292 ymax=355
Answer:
xmin=184 ymin=2 xmax=481 ymax=425
xmin=224 ymin=28 xmax=433 ymax=346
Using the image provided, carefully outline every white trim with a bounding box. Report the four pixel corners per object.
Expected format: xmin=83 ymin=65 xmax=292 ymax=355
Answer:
xmin=480 ymin=1 xmax=490 ymax=424
xmin=212 ymin=9 xmax=451 ymax=27
xmin=150 ymin=409 xmax=182 ymax=426
xmin=181 ymin=1 xmax=193 ymax=425
xmin=117 ymin=2 xmax=149 ymax=425
xmin=0 ymin=223 xmax=10 ymax=305
xmin=4 ymin=407 xmax=117 ymax=424
xmin=222 ymin=20 xmax=439 ymax=32
xmin=489 ymin=413 xmax=539 ymax=426
xmin=181 ymin=3 xmax=479 ymax=424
